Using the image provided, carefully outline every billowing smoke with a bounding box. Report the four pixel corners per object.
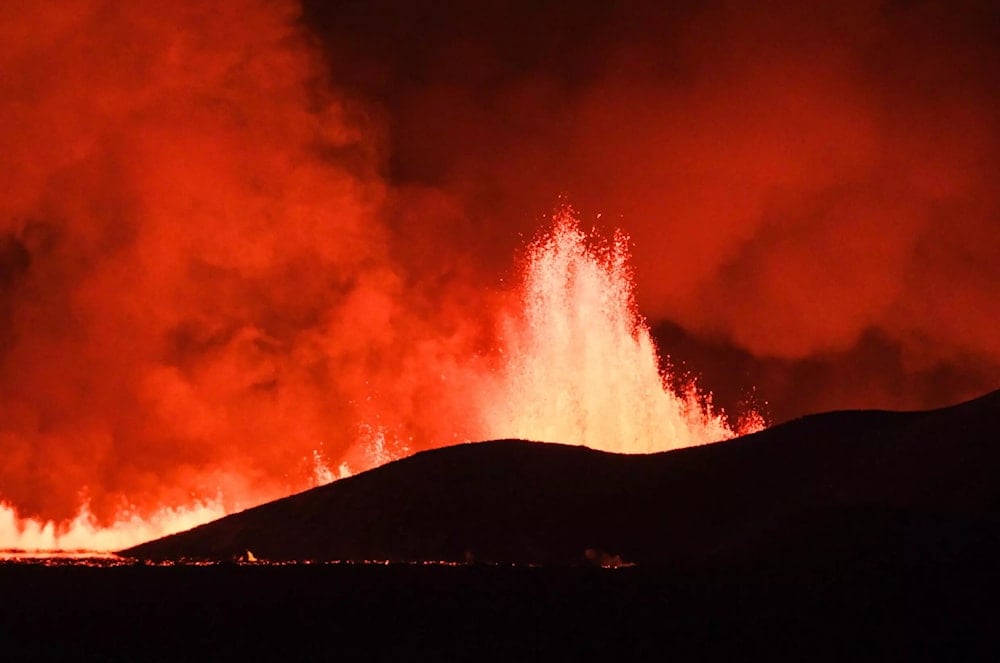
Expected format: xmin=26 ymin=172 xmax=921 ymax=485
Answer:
xmin=312 ymin=0 xmax=998 ymax=419
xmin=0 ymin=0 xmax=486 ymax=527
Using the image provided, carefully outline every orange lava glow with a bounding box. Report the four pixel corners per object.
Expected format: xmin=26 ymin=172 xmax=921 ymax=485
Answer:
xmin=0 ymin=499 xmax=224 ymax=553
xmin=483 ymin=207 xmax=762 ymax=452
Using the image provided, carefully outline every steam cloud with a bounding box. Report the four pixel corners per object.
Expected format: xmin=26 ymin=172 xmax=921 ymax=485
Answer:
xmin=314 ymin=0 xmax=998 ymax=418
xmin=0 ymin=0 xmax=485 ymax=523
xmin=1 ymin=0 xmax=998 ymax=527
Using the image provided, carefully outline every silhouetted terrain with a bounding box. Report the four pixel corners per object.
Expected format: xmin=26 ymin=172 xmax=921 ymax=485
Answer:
xmin=123 ymin=389 xmax=1000 ymax=570
xmin=3 ymin=390 xmax=997 ymax=661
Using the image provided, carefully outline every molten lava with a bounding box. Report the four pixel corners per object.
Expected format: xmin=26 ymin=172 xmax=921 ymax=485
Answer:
xmin=0 ymin=499 xmax=224 ymax=554
xmin=482 ymin=207 xmax=762 ymax=453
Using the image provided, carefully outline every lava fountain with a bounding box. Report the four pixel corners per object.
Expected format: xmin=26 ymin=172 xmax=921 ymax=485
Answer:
xmin=481 ymin=206 xmax=764 ymax=453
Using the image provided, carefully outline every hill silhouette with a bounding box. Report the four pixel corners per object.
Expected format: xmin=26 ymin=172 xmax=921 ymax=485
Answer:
xmin=121 ymin=389 xmax=1000 ymax=566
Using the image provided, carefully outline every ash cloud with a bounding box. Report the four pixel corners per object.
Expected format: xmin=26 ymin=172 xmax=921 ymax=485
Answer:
xmin=0 ymin=1 xmax=488 ymax=522
xmin=308 ymin=0 xmax=999 ymax=420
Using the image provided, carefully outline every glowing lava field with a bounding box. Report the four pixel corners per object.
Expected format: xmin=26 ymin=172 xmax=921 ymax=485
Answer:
xmin=2 ymin=1 xmax=998 ymax=659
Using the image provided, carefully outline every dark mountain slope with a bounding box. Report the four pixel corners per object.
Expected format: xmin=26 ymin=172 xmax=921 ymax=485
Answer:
xmin=121 ymin=389 xmax=1000 ymax=565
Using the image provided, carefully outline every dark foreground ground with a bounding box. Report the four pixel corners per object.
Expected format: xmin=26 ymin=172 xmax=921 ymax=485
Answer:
xmin=123 ymin=390 xmax=1000 ymax=567
xmin=2 ymin=551 xmax=997 ymax=662
xmin=10 ymin=390 xmax=998 ymax=660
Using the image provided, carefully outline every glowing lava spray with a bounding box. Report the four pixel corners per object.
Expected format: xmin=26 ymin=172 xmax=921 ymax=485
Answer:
xmin=483 ymin=207 xmax=762 ymax=453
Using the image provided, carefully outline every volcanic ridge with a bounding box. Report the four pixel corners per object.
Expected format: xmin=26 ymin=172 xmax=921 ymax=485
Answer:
xmin=121 ymin=389 xmax=1000 ymax=567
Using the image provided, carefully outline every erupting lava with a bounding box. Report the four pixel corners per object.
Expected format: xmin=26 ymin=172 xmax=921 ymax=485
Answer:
xmin=1 ymin=207 xmax=763 ymax=553
xmin=0 ymin=500 xmax=225 ymax=554
xmin=483 ymin=207 xmax=763 ymax=453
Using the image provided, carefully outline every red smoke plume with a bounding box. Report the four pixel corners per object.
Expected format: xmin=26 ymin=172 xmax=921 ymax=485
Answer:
xmin=334 ymin=0 xmax=998 ymax=416
xmin=0 ymin=0 xmax=425 ymax=526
